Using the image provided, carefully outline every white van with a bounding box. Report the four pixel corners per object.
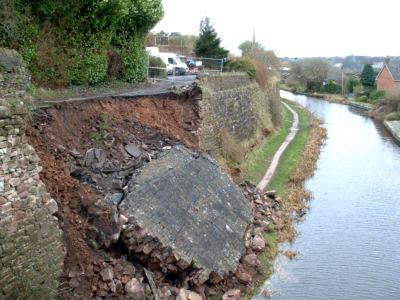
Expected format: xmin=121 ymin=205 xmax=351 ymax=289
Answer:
xmin=158 ymin=52 xmax=189 ymax=75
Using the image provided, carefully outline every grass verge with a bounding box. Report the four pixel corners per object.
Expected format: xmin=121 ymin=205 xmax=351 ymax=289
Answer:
xmin=268 ymin=103 xmax=311 ymax=195
xmin=238 ymin=104 xmax=293 ymax=184
xmin=272 ymin=100 xmax=327 ymax=243
xmin=238 ymin=99 xmax=326 ymax=298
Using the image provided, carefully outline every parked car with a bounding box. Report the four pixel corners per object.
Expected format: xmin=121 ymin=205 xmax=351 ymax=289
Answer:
xmin=157 ymin=52 xmax=189 ymax=75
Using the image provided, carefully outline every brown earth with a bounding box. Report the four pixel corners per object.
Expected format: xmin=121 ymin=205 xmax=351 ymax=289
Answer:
xmin=25 ymin=95 xmax=282 ymax=299
xmin=26 ymin=96 xmax=202 ymax=299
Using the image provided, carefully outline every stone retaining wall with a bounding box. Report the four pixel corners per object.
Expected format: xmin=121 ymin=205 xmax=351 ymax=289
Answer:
xmin=0 ymin=48 xmax=64 ymax=299
xmin=198 ymin=72 xmax=279 ymax=151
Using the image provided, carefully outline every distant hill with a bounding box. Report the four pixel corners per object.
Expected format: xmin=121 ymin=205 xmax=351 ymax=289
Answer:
xmin=281 ymin=56 xmax=400 ymax=72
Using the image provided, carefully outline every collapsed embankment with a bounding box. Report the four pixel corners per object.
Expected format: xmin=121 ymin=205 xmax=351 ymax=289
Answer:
xmin=23 ymin=73 xmax=282 ymax=299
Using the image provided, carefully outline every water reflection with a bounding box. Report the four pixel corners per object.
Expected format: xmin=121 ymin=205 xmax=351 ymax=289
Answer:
xmin=255 ymin=91 xmax=400 ymax=300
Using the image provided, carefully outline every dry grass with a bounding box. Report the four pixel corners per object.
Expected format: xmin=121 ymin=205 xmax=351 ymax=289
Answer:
xmin=219 ymin=128 xmax=247 ymax=163
xmin=385 ymin=86 xmax=400 ymax=107
xmin=255 ymin=61 xmax=268 ymax=89
xmin=281 ymin=250 xmax=297 ymax=259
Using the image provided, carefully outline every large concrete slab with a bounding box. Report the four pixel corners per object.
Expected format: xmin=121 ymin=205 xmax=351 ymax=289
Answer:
xmin=119 ymin=146 xmax=252 ymax=281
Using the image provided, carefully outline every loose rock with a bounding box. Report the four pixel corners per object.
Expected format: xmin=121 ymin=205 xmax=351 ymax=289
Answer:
xmin=251 ymin=235 xmax=266 ymax=252
xmin=125 ymin=143 xmax=141 ymax=158
xmin=125 ymin=278 xmax=145 ymax=298
xmin=176 ymin=288 xmax=203 ymax=300
xmin=222 ymin=289 xmax=241 ymax=300
xmin=100 ymin=267 xmax=114 ymax=282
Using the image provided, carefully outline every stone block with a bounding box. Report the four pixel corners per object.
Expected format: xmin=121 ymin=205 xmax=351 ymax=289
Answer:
xmin=120 ymin=146 xmax=251 ymax=281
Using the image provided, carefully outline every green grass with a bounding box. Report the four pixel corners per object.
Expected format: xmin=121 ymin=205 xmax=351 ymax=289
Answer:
xmin=242 ymin=101 xmax=311 ymax=297
xmin=240 ymin=104 xmax=293 ymax=184
xmin=268 ymin=102 xmax=310 ymax=195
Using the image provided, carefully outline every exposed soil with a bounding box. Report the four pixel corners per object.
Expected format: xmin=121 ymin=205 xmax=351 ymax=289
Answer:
xmin=26 ymin=95 xmax=203 ymax=299
xmin=25 ymin=94 xmax=287 ymax=299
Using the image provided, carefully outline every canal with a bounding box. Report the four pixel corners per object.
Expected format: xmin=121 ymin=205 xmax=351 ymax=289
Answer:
xmin=256 ymin=91 xmax=400 ymax=300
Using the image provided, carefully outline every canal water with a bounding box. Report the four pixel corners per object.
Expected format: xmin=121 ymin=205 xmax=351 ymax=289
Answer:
xmin=256 ymin=91 xmax=400 ymax=300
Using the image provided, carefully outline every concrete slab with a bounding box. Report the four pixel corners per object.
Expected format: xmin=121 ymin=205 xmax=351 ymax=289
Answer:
xmin=119 ymin=145 xmax=252 ymax=281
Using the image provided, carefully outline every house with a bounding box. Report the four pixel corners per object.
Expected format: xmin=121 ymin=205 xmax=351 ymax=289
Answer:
xmin=376 ymin=57 xmax=400 ymax=91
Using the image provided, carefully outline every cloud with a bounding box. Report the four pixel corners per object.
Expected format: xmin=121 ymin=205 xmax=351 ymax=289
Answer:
xmin=153 ymin=0 xmax=398 ymax=57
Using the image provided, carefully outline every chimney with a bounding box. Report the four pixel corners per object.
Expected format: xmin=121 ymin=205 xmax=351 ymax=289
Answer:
xmin=385 ymin=55 xmax=390 ymax=65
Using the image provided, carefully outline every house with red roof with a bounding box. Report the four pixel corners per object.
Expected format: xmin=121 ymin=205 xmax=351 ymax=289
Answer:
xmin=376 ymin=57 xmax=400 ymax=91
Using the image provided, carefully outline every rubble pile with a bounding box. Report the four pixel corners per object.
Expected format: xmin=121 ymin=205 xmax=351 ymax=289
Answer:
xmin=27 ymin=103 xmax=285 ymax=299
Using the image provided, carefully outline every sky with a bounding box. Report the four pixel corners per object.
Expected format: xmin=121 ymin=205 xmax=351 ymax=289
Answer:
xmin=153 ymin=0 xmax=399 ymax=58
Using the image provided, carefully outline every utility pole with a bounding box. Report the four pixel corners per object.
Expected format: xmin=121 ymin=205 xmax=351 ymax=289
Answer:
xmin=341 ymin=66 xmax=344 ymax=97
xmin=252 ymin=28 xmax=255 ymax=56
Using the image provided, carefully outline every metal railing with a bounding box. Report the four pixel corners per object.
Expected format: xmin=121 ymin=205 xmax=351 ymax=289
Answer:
xmin=147 ymin=55 xmax=225 ymax=82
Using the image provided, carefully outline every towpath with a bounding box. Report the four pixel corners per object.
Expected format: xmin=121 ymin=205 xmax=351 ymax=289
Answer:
xmin=257 ymin=101 xmax=299 ymax=191
xmin=38 ymin=75 xmax=197 ymax=104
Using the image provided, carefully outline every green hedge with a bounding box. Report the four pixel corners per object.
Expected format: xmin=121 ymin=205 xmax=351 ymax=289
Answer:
xmin=224 ymin=58 xmax=257 ymax=79
xmin=0 ymin=0 xmax=164 ymax=87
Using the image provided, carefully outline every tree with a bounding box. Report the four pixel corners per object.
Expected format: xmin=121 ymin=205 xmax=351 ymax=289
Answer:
xmin=346 ymin=77 xmax=361 ymax=93
xmin=195 ymin=17 xmax=228 ymax=59
xmin=303 ymin=58 xmax=332 ymax=82
xmin=238 ymin=40 xmax=280 ymax=70
xmin=239 ymin=40 xmax=264 ymax=57
xmin=360 ymin=64 xmax=375 ymax=88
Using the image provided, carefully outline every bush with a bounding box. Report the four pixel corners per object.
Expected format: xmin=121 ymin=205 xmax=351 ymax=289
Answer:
xmin=0 ymin=0 xmax=164 ymax=87
xmin=353 ymin=85 xmax=364 ymax=97
xmin=224 ymin=57 xmax=257 ymax=79
xmin=384 ymin=86 xmax=400 ymax=108
xmin=369 ymin=90 xmax=385 ymax=101
xmin=357 ymin=95 xmax=368 ymax=102
xmin=346 ymin=78 xmax=361 ymax=92
xmin=120 ymin=37 xmax=148 ymax=83
xmin=220 ymin=129 xmax=246 ymax=163
xmin=254 ymin=61 xmax=268 ymax=89
xmin=148 ymin=56 xmax=167 ymax=78
xmin=70 ymin=51 xmax=108 ymax=86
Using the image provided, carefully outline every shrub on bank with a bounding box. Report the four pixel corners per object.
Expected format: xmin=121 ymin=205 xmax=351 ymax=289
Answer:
xmin=148 ymin=56 xmax=167 ymax=78
xmin=346 ymin=78 xmax=362 ymax=93
xmin=224 ymin=57 xmax=257 ymax=79
xmin=369 ymin=90 xmax=386 ymax=102
xmin=0 ymin=0 xmax=164 ymax=88
xmin=353 ymin=85 xmax=364 ymax=98
xmin=357 ymin=95 xmax=368 ymax=102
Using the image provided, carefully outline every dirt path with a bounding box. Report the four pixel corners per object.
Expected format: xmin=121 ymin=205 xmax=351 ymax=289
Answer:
xmin=257 ymin=101 xmax=299 ymax=191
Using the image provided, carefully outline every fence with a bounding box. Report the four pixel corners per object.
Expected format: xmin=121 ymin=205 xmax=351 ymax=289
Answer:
xmin=147 ymin=55 xmax=225 ymax=82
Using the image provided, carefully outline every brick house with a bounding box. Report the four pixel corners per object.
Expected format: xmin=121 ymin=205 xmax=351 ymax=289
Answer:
xmin=376 ymin=58 xmax=400 ymax=91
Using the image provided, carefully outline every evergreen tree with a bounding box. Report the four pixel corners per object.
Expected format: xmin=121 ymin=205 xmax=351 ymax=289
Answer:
xmin=195 ymin=17 xmax=228 ymax=59
xmin=360 ymin=64 xmax=375 ymax=88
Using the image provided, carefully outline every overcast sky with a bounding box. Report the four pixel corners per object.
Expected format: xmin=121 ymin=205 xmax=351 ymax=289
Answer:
xmin=153 ymin=0 xmax=398 ymax=58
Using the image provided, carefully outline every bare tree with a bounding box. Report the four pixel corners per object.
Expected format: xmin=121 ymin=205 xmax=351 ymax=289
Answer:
xmin=303 ymin=58 xmax=332 ymax=82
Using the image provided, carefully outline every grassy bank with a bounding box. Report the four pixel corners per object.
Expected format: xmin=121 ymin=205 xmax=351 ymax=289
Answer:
xmin=268 ymin=103 xmax=311 ymax=194
xmin=234 ymin=99 xmax=326 ymax=298
xmin=238 ymin=103 xmax=293 ymax=184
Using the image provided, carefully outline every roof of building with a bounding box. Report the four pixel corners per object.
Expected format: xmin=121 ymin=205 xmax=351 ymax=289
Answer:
xmin=388 ymin=62 xmax=400 ymax=80
xmin=378 ymin=61 xmax=400 ymax=81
